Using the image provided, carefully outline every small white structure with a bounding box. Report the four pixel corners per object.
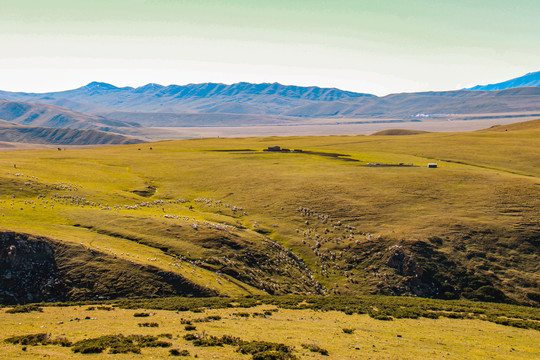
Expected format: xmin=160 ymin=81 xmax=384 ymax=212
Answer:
xmin=427 ymin=163 xmax=438 ymax=168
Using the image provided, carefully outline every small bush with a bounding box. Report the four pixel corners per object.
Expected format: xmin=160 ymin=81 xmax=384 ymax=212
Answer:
xmin=5 ymin=333 xmax=49 ymax=346
xmin=238 ymin=341 xmax=294 ymax=355
xmin=194 ymin=315 xmax=222 ymax=322
xmin=233 ymin=312 xmax=251 ymax=317
xmin=159 ymin=333 xmax=173 ymax=339
xmin=342 ymin=328 xmax=354 ymax=334
xmin=170 ymin=349 xmax=190 ymax=356
xmin=134 ymin=312 xmax=151 ymax=317
xmin=138 ymin=322 xmax=159 ymax=327
xmin=72 ymin=334 xmax=167 ymax=354
xmin=183 ymin=334 xmax=198 ymax=341
xmin=183 ymin=333 xmax=243 ymax=347
xmin=218 ymin=335 xmax=243 ymax=346
xmin=180 ymin=318 xmax=192 ymax=325
xmin=302 ymin=343 xmax=329 ymax=355
xmin=184 ymin=325 xmax=197 ymax=331
xmin=252 ymin=351 xmax=298 ymax=360
xmin=5 ymin=333 xmax=72 ymax=347
xmin=109 ymin=344 xmax=141 ymax=354
xmin=5 ymin=304 xmax=43 ymax=314
xmin=193 ymin=337 xmax=224 ymax=347
xmin=49 ymin=336 xmax=72 ymax=347
xmin=129 ymin=335 xmax=171 ymax=348
xmin=369 ymin=313 xmax=393 ymax=321
xmin=73 ymin=344 xmax=105 ymax=354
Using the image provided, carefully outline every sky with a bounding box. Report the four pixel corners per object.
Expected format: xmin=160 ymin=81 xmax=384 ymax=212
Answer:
xmin=0 ymin=0 xmax=539 ymax=95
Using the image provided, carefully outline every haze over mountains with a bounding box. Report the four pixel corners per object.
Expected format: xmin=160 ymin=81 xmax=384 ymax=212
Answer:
xmin=0 ymin=71 xmax=539 ymax=145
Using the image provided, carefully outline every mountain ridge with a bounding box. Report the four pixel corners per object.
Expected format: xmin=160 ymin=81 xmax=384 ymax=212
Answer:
xmin=466 ymin=71 xmax=540 ymax=91
xmin=0 ymin=74 xmax=539 ymax=127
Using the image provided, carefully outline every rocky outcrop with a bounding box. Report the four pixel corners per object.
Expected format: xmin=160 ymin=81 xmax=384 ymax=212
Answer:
xmin=0 ymin=232 xmax=64 ymax=304
xmin=0 ymin=231 xmax=216 ymax=305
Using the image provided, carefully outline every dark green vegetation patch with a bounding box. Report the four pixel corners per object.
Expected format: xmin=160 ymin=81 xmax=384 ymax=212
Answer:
xmin=183 ymin=332 xmax=297 ymax=360
xmin=109 ymin=295 xmax=540 ymax=331
xmin=71 ymin=334 xmax=171 ymax=354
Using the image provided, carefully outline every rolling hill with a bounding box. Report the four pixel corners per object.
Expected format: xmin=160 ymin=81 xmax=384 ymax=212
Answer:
xmin=0 ymin=99 xmax=139 ymax=131
xmin=0 ymin=119 xmax=538 ymax=306
xmin=0 ymin=120 xmax=143 ymax=145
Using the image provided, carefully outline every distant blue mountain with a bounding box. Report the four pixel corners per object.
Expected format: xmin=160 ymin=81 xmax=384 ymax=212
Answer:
xmin=1 ymin=80 xmax=540 ymax=124
xmin=466 ymin=71 xmax=540 ymax=91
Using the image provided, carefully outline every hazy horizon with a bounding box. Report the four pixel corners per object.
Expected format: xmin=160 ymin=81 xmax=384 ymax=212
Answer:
xmin=1 ymin=0 xmax=539 ymax=95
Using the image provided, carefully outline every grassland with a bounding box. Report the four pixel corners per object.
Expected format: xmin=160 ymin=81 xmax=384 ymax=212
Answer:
xmin=0 ymin=119 xmax=539 ymax=304
xmin=1 ymin=296 xmax=539 ymax=360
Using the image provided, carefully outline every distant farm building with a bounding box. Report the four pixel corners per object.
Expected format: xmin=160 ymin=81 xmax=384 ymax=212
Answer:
xmin=427 ymin=163 xmax=438 ymax=168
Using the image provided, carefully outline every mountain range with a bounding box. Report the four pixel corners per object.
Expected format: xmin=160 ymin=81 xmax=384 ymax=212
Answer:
xmin=0 ymin=71 xmax=539 ymax=144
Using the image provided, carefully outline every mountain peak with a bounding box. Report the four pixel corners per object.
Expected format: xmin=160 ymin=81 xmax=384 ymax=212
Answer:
xmin=81 ymin=82 xmax=121 ymax=91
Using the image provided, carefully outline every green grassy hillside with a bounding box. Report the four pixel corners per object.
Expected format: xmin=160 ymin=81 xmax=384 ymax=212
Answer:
xmin=0 ymin=120 xmax=539 ymax=304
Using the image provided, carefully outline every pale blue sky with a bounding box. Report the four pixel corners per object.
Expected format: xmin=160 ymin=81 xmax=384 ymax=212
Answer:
xmin=0 ymin=0 xmax=538 ymax=94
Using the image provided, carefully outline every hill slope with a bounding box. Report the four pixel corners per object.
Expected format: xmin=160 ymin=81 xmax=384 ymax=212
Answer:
xmin=1 ymin=119 xmax=538 ymax=305
xmin=466 ymin=71 xmax=540 ymax=91
xmin=0 ymin=99 xmax=138 ymax=131
xmin=0 ymin=121 xmax=143 ymax=145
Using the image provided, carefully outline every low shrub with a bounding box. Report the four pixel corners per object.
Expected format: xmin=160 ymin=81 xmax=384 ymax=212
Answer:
xmin=138 ymin=322 xmax=159 ymax=327
xmin=134 ymin=312 xmax=151 ymax=317
xmin=342 ymin=328 xmax=354 ymax=334
xmin=71 ymin=334 xmax=169 ymax=354
xmin=193 ymin=337 xmax=225 ymax=347
xmin=183 ymin=334 xmax=198 ymax=341
xmin=4 ymin=333 xmax=72 ymax=347
xmin=109 ymin=344 xmax=141 ymax=354
xmin=183 ymin=333 xmax=243 ymax=347
xmin=5 ymin=304 xmax=43 ymax=314
xmin=49 ymin=336 xmax=72 ymax=347
xmin=238 ymin=341 xmax=294 ymax=355
xmin=369 ymin=313 xmax=393 ymax=321
xmin=73 ymin=344 xmax=105 ymax=354
xmin=5 ymin=333 xmax=50 ymax=346
xmin=194 ymin=315 xmax=222 ymax=322
xmin=302 ymin=343 xmax=329 ymax=355
xmin=184 ymin=325 xmax=197 ymax=331
xmin=170 ymin=349 xmax=190 ymax=356
xmin=252 ymin=350 xmax=298 ymax=360
xmin=233 ymin=312 xmax=251 ymax=317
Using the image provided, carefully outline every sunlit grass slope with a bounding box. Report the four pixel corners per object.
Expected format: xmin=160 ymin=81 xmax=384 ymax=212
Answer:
xmin=0 ymin=119 xmax=539 ymax=303
xmin=1 ymin=297 xmax=539 ymax=360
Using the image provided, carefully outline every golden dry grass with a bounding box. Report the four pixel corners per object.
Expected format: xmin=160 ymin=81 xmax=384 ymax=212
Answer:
xmin=0 ymin=305 xmax=538 ymax=360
